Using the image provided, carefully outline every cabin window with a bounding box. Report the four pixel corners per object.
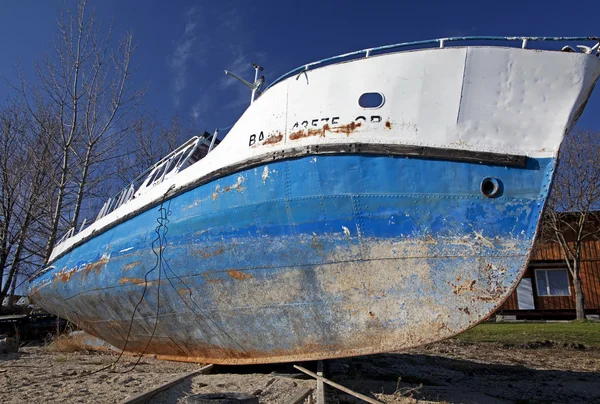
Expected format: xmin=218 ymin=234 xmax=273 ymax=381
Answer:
xmin=146 ymin=164 xmax=166 ymax=187
xmin=163 ymin=153 xmax=183 ymax=178
xmin=535 ymin=268 xmax=570 ymax=296
xmin=179 ymin=144 xmax=207 ymax=170
xmin=358 ymin=92 xmax=384 ymax=109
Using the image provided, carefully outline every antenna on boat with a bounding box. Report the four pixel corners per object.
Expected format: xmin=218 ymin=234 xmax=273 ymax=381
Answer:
xmin=224 ymin=63 xmax=264 ymax=105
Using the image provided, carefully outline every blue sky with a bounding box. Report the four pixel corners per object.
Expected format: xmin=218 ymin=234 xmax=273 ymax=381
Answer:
xmin=1 ymin=0 xmax=600 ymax=133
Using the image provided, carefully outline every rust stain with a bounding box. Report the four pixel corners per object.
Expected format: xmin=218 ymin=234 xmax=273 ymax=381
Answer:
xmin=118 ymin=277 xmax=163 ymax=287
xmin=123 ymin=261 xmax=141 ymax=271
xmin=311 ymin=233 xmax=324 ymax=252
xmin=289 ymin=121 xmax=363 ymax=141
xmin=227 ymin=270 xmax=253 ymax=280
xmin=437 ymin=323 xmax=451 ymax=332
xmin=78 ymin=330 xmax=436 ymax=366
xmin=475 ymin=263 xmax=508 ymax=301
xmin=330 ymin=121 xmax=361 ymax=136
xmin=53 ymin=266 xmax=75 ymax=284
xmin=212 ymin=185 xmax=220 ymax=200
xmin=221 ymin=177 xmax=245 ymax=194
xmin=385 ymin=121 xmax=392 ymax=129
xmin=202 ymin=272 xmax=223 ymax=285
xmin=262 ymin=133 xmax=283 ymax=145
xmin=450 ymin=277 xmax=477 ymax=295
xmin=82 ymin=256 xmax=109 ymax=280
xmin=119 ymin=277 xmax=145 ymax=285
xmin=288 ymin=130 xmax=306 ymax=140
xmin=194 ymin=246 xmax=224 ymax=259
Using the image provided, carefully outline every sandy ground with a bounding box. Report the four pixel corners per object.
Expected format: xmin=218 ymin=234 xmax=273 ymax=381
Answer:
xmin=1 ymin=339 xmax=599 ymax=403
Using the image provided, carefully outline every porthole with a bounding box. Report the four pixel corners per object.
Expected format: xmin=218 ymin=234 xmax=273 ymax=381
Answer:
xmin=480 ymin=177 xmax=501 ymax=198
xmin=358 ymin=92 xmax=384 ymax=109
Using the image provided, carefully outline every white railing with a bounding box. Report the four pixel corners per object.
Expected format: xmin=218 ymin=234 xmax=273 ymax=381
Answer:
xmin=54 ymin=131 xmax=220 ymax=247
xmin=266 ymin=36 xmax=600 ymax=90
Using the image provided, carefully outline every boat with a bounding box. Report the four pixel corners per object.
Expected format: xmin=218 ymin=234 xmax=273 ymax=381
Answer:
xmin=29 ymin=36 xmax=600 ymax=365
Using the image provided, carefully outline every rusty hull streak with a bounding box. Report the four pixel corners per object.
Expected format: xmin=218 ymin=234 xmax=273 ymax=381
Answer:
xmin=31 ymin=243 xmax=529 ymax=365
xmin=202 ymin=272 xmax=224 ymax=285
xmin=226 ymin=269 xmax=253 ymax=280
xmin=213 ymin=177 xmax=245 ymax=200
xmin=118 ymin=277 xmax=164 ymax=287
xmin=193 ymin=246 xmax=224 ymax=259
xmin=262 ymin=133 xmax=283 ymax=145
xmin=222 ymin=177 xmax=245 ymax=193
xmin=289 ymin=121 xmax=362 ymax=141
xmin=53 ymin=267 xmax=76 ymax=284
xmin=53 ymin=256 xmax=110 ymax=284
xmin=118 ymin=277 xmax=145 ymax=285
xmin=82 ymin=256 xmax=109 ymax=280
xmin=311 ymin=233 xmax=324 ymax=252
xmin=76 ymin=315 xmax=475 ymax=365
xmin=450 ymin=276 xmax=477 ymax=295
xmin=290 ymin=123 xmax=329 ymax=140
xmin=123 ymin=260 xmax=142 ymax=271
xmin=330 ymin=121 xmax=361 ymax=136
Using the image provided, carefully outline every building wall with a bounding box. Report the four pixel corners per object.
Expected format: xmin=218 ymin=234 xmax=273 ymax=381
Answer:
xmin=499 ymin=239 xmax=600 ymax=314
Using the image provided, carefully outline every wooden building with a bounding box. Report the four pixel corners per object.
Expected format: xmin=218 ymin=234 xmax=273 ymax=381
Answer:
xmin=498 ymin=239 xmax=600 ymax=319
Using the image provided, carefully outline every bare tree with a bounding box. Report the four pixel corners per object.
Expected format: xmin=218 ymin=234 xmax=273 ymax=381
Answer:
xmin=69 ymin=28 xmax=145 ymax=230
xmin=0 ymin=100 xmax=55 ymax=305
xmin=0 ymin=102 xmax=26 ymax=296
xmin=13 ymin=0 xmax=144 ymax=263
xmin=544 ymin=128 xmax=600 ymax=320
xmin=115 ymin=112 xmax=191 ymax=185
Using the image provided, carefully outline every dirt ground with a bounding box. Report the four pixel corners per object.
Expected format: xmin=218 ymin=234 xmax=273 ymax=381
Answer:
xmin=1 ymin=339 xmax=599 ymax=403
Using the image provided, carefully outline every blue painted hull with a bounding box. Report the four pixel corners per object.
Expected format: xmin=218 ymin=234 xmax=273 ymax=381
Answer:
xmin=30 ymin=154 xmax=553 ymax=364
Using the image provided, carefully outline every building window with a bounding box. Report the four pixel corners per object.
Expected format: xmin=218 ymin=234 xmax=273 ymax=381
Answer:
xmin=534 ymin=268 xmax=571 ymax=296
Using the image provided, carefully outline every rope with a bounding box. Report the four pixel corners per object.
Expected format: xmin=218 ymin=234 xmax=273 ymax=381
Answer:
xmin=87 ymin=187 xmax=172 ymax=375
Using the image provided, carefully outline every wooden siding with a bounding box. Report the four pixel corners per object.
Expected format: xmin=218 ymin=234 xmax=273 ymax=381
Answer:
xmin=499 ymin=239 xmax=600 ymax=313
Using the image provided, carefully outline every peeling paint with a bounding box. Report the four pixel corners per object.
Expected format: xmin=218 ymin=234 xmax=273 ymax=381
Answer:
xmin=82 ymin=255 xmax=109 ymax=280
xmin=194 ymin=246 xmax=224 ymax=259
xmin=262 ymin=133 xmax=283 ymax=145
xmin=289 ymin=121 xmax=363 ymax=141
xmin=118 ymin=277 xmax=145 ymax=285
xmin=213 ymin=176 xmax=246 ymax=198
xmin=28 ymin=153 xmax=556 ymax=365
xmin=123 ymin=261 xmax=141 ymax=271
xmin=311 ymin=233 xmax=324 ymax=252
xmin=450 ymin=276 xmax=477 ymax=295
xmin=226 ymin=270 xmax=253 ymax=280
xmin=118 ymin=277 xmax=163 ymax=287
xmin=53 ymin=267 xmax=76 ymax=284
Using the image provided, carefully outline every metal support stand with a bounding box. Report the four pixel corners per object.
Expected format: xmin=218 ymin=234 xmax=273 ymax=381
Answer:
xmin=316 ymin=361 xmax=325 ymax=404
xmin=294 ymin=364 xmax=382 ymax=404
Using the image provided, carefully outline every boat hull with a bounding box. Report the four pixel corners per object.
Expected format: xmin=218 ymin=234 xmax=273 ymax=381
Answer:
xmin=30 ymin=153 xmax=553 ymax=364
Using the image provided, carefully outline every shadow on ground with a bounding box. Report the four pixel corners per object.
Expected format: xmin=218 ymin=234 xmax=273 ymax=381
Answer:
xmin=207 ymin=350 xmax=600 ymax=403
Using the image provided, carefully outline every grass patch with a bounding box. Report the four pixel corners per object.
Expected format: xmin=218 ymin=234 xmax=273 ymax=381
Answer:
xmin=454 ymin=322 xmax=600 ymax=348
xmin=46 ymin=333 xmax=90 ymax=353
